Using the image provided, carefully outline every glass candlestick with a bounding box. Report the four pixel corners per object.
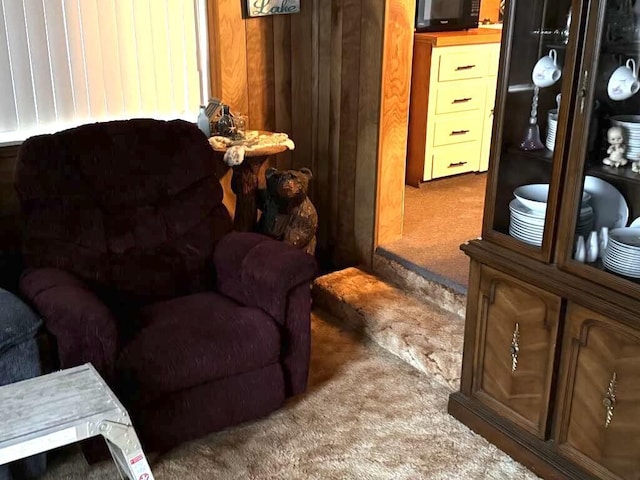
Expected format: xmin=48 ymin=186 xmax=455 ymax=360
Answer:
xmin=520 ymin=87 xmax=545 ymax=151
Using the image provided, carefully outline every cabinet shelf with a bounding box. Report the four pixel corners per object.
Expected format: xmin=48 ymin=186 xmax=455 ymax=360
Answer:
xmin=586 ymin=163 xmax=640 ymax=185
xmin=505 ymin=146 xmax=554 ymax=164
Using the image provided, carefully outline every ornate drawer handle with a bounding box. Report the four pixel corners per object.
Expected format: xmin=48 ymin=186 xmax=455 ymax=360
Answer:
xmin=452 ymin=97 xmax=473 ymax=104
xmin=510 ymin=322 xmax=520 ymax=373
xmin=455 ymin=65 xmax=476 ymax=71
xmin=451 ymin=130 xmax=470 ymax=136
xmin=448 ymin=161 xmax=468 ymax=168
xmin=603 ymin=372 xmax=617 ymax=429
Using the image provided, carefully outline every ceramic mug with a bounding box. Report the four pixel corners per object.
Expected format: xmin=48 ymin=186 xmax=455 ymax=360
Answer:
xmin=607 ymin=58 xmax=640 ymax=101
xmin=532 ymin=49 xmax=562 ymax=88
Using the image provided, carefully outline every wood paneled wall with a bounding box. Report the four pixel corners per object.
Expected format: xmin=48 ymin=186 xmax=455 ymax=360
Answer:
xmin=208 ymin=0 xmax=414 ymax=267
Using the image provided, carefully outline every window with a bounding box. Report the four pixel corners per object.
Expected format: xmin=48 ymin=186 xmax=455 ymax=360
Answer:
xmin=0 ymin=0 xmax=208 ymax=145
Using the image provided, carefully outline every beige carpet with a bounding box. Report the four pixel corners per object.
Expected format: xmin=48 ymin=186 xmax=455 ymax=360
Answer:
xmin=382 ymin=173 xmax=487 ymax=290
xmin=40 ymin=312 xmax=537 ymax=480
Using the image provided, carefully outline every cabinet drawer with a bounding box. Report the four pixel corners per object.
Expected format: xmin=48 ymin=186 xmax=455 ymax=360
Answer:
xmin=433 ymin=114 xmax=483 ymax=147
xmin=435 ymin=82 xmax=485 ymax=115
xmin=438 ymin=52 xmax=487 ymax=82
xmin=472 ymin=266 xmax=561 ymax=439
xmin=555 ymin=303 xmax=640 ymax=480
xmin=431 ymin=141 xmax=481 ymax=179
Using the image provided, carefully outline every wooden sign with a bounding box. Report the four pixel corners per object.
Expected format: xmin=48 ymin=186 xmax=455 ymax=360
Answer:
xmin=246 ymin=0 xmax=300 ymax=17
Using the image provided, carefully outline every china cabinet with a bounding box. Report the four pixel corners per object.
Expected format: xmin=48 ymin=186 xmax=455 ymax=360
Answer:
xmin=448 ymin=0 xmax=640 ymax=479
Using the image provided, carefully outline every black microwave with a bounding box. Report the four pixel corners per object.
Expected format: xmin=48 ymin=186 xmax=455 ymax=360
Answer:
xmin=416 ymin=0 xmax=480 ymax=32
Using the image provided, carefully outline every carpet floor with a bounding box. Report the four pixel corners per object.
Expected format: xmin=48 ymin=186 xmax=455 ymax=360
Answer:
xmin=40 ymin=312 xmax=537 ymax=480
xmin=382 ymin=173 xmax=487 ymax=290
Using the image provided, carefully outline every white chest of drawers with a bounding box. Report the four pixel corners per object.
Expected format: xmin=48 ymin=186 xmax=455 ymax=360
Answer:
xmin=406 ymin=30 xmax=501 ymax=187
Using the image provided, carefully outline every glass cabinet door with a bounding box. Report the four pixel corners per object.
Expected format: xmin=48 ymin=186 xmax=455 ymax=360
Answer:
xmin=559 ymin=0 xmax=640 ymax=295
xmin=484 ymin=0 xmax=581 ymax=261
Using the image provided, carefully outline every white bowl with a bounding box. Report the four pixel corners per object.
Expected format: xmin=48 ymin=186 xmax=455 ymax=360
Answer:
xmin=514 ymin=184 xmax=591 ymax=212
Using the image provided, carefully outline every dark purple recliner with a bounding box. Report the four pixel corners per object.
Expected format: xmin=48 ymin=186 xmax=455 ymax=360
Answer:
xmin=14 ymin=119 xmax=316 ymax=453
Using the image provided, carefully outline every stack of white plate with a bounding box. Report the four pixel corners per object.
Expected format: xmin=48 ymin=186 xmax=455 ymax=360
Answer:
xmin=546 ymin=109 xmax=558 ymax=151
xmin=603 ymin=227 xmax=640 ymax=278
xmin=610 ymin=115 xmax=640 ymax=160
xmin=509 ymin=184 xmax=593 ymax=246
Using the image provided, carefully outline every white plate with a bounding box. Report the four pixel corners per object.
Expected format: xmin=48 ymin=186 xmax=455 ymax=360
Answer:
xmin=509 ymin=199 xmax=546 ymax=218
xmin=630 ymin=217 xmax=640 ymax=228
xmin=583 ymin=176 xmax=629 ymax=230
xmin=609 ymin=227 xmax=640 ymax=247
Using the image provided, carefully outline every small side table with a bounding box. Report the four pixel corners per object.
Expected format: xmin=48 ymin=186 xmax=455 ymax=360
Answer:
xmin=0 ymin=364 xmax=154 ymax=480
xmin=211 ymin=138 xmax=289 ymax=232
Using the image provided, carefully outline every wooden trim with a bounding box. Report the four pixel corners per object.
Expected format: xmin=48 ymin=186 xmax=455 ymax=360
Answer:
xmin=207 ymin=0 xmax=249 ymax=114
xmin=405 ymin=39 xmax=432 ymax=188
xmin=374 ymin=0 xmax=415 ymax=248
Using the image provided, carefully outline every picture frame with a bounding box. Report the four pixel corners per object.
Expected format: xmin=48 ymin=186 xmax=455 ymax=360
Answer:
xmin=245 ymin=0 xmax=300 ymax=18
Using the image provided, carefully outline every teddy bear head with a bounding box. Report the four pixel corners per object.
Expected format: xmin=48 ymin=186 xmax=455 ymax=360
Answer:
xmin=265 ymin=167 xmax=313 ymax=205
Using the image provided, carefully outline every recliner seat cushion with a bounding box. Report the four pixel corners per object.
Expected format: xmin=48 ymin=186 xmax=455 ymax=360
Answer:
xmin=117 ymin=292 xmax=281 ymax=405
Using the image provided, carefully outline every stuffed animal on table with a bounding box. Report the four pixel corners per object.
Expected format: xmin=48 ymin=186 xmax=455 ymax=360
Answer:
xmin=257 ymin=167 xmax=318 ymax=255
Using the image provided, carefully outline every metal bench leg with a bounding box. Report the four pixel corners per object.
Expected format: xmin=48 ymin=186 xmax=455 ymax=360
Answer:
xmin=99 ymin=421 xmax=154 ymax=480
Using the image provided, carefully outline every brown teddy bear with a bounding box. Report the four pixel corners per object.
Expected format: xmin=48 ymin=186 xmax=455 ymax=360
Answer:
xmin=257 ymin=167 xmax=318 ymax=255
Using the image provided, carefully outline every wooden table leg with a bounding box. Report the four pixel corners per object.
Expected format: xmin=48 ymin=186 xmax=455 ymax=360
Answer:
xmin=230 ymin=155 xmax=269 ymax=232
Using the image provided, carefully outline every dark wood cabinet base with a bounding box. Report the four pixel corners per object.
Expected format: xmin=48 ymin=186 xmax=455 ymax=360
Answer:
xmin=447 ymin=392 xmax=595 ymax=480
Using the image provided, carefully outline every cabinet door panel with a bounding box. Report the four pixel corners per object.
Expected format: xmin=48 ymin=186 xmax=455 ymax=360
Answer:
xmin=555 ymin=303 xmax=640 ymax=480
xmin=472 ymin=266 xmax=560 ymax=438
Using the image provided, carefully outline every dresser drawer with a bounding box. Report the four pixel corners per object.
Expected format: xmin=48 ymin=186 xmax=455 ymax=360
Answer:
xmin=431 ymin=141 xmax=481 ymax=179
xmin=435 ymin=82 xmax=485 ymax=115
xmin=438 ymin=52 xmax=488 ymax=82
xmin=433 ymin=114 xmax=483 ymax=147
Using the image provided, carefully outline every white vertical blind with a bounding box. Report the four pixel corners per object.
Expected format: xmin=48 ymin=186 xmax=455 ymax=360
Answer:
xmin=0 ymin=0 xmax=203 ymax=144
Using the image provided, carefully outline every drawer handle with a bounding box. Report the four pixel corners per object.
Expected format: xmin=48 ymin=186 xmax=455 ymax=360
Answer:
xmin=510 ymin=322 xmax=520 ymax=373
xmin=455 ymin=64 xmax=476 ymax=71
xmin=450 ymin=130 xmax=470 ymax=136
xmin=452 ymin=97 xmax=473 ymax=104
xmin=448 ymin=161 xmax=468 ymax=168
xmin=603 ymin=372 xmax=617 ymax=429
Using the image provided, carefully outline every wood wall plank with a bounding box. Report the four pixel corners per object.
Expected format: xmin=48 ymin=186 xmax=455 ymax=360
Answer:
xmin=290 ymin=1 xmax=315 ymax=171
xmin=375 ymin=0 xmax=415 ymax=247
xmin=245 ymin=17 xmax=276 ymax=131
xmin=328 ymin=0 xmax=343 ymax=254
xmin=335 ymin=0 xmax=363 ymax=264
xmin=315 ymin=1 xmax=333 ymax=251
xmin=272 ymin=15 xmax=293 ymax=170
xmin=354 ymin=0 xmax=384 ymax=263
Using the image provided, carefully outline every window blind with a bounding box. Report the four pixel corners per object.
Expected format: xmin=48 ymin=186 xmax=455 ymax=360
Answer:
xmin=0 ymin=0 xmax=205 ymax=144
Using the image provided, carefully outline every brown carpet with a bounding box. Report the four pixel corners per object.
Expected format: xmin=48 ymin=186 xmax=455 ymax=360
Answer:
xmin=381 ymin=173 xmax=487 ymax=291
xmin=40 ymin=311 xmax=537 ymax=480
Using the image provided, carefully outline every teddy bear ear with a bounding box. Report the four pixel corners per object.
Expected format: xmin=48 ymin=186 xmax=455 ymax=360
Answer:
xmin=266 ymin=167 xmax=278 ymax=179
xmin=299 ymin=167 xmax=313 ymax=180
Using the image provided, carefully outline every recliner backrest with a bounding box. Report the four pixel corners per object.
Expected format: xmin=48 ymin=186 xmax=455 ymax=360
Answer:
xmin=15 ymin=119 xmax=232 ymax=303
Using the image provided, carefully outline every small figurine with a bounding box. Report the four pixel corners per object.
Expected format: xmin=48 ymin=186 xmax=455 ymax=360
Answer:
xmin=603 ymin=126 xmax=628 ymax=168
xmin=633 ymin=159 xmax=640 ymax=173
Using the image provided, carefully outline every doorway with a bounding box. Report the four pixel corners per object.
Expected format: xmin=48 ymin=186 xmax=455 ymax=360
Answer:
xmin=378 ymin=173 xmax=487 ymax=291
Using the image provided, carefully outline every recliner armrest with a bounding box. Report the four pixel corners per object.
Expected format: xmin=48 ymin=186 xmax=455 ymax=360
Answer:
xmin=19 ymin=268 xmax=119 ymax=379
xmin=213 ymin=232 xmax=317 ymax=323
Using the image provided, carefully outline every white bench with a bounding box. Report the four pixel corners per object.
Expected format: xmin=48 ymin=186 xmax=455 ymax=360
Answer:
xmin=0 ymin=364 xmax=154 ymax=480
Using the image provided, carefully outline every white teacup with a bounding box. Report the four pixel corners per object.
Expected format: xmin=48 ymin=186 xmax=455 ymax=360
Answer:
xmin=532 ymin=49 xmax=562 ymax=88
xmin=607 ymin=58 xmax=640 ymax=101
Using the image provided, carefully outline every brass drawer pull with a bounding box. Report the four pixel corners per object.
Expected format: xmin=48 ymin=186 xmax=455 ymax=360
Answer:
xmin=448 ymin=161 xmax=468 ymax=168
xmin=603 ymin=372 xmax=617 ymax=428
xmin=451 ymin=130 xmax=470 ymax=136
xmin=455 ymin=64 xmax=476 ymax=71
xmin=510 ymin=322 xmax=520 ymax=373
xmin=452 ymin=97 xmax=473 ymax=104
